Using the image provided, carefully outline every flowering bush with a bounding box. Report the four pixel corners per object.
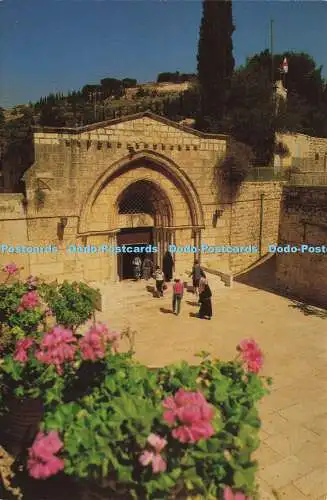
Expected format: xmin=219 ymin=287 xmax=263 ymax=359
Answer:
xmin=27 ymin=431 xmax=65 ymax=479
xmin=41 ymin=281 xmax=99 ymax=330
xmin=2 ymin=263 xmax=18 ymax=277
xmin=0 ymin=322 xmax=120 ymax=404
xmin=27 ymin=341 xmax=271 ymax=499
xmin=0 ymin=267 xmax=98 ymax=354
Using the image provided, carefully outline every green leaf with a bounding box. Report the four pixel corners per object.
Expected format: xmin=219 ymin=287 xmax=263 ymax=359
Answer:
xmin=196 ymin=440 xmax=208 ymax=452
xmin=234 ymin=466 xmax=257 ymax=489
xmin=14 ymin=386 xmax=25 ymax=397
xmin=117 ymin=467 xmax=133 ymax=482
xmin=101 ymin=458 xmax=109 ymax=477
xmin=170 ymin=468 xmax=182 ymax=480
xmin=184 ymin=467 xmax=198 ymax=479
xmin=207 ymin=438 xmax=221 ymax=453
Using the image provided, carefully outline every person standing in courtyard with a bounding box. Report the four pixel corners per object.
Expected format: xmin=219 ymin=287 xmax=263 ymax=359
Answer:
xmin=142 ymin=255 xmax=153 ymax=281
xmin=172 ymin=276 xmax=184 ymax=315
xmin=191 ymin=259 xmax=206 ymax=296
xmin=132 ymin=255 xmax=142 ymax=281
xmin=198 ymin=277 xmax=212 ymax=320
xmin=154 ymin=265 xmax=165 ymax=297
xmin=163 ymin=250 xmax=174 ymax=282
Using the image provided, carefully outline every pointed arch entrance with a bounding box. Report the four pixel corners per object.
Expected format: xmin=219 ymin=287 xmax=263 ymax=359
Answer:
xmin=116 ymin=179 xmax=174 ymax=278
xmin=78 ymin=150 xmax=204 ymax=281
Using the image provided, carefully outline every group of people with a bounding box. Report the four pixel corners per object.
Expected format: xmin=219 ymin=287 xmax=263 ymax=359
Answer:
xmin=132 ymin=251 xmax=174 ymax=282
xmin=132 ymin=253 xmax=212 ymax=319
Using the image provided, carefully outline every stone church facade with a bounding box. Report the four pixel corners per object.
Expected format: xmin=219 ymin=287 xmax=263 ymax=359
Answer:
xmin=0 ymin=111 xmax=283 ymax=284
xmin=23 ymin=111 xmax=228 ymax=282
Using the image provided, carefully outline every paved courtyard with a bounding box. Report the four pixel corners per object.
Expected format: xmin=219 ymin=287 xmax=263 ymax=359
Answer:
xmin=91 ymin=272 xmax=327 ymax=500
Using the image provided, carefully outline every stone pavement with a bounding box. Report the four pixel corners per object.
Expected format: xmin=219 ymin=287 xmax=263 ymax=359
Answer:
xmin=90 ymin=275 xmax=327 ymax=500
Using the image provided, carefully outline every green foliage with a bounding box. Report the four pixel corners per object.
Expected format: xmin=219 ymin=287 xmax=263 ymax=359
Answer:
xmin=219 ymin=139 xmax=254 ymax=188
xmin=42 ymin=281 xmax=98 ymax=329
xmin=156 ymin=72 xmax=196 ymax=83
xmin=0 ymin=282 xmax=43 ymax=351
xmin=224 ymin=63 xmax=275 ymax=165
xmin=197 ymin=0 xmax=235 ymax=125
xmin=0 ymin=351 xmax=67 ymax=402
xmin=0 ymin=276 xmax=98 ymax=355
xmin=40 ymin=352 xmax=271 ymax=499
xmin=34 ymin=187 xmax=46 ymax=207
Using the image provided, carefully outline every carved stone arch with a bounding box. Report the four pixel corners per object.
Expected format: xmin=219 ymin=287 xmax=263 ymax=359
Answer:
xmin=115 ymin=178 xmax=174 ymax=228
xmin=78 ymin=150 xmax=204 ymax=233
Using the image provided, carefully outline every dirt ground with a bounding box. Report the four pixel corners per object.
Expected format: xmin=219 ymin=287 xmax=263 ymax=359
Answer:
xmin=92 ymin=272 xmax=327 ymax=500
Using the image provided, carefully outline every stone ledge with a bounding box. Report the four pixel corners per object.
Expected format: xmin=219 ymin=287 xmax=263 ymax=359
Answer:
xmin=202 ymin=266 xmax=233 ymax=287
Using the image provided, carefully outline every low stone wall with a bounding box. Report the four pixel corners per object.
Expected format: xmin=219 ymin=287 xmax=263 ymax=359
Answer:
xmin=276 ymin=186 xmax=327 ymax=307
xmin=276 ymin=132 xmax=327 ymax=169
xmin=289 ymin=171 xmax=327 ymax=186
xmin=0 ymin=194 xmax=30 ymax=280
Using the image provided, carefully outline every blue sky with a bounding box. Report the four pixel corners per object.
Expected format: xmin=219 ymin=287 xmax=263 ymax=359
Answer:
xmin=0 ymin=0 xmax=326 ymax=107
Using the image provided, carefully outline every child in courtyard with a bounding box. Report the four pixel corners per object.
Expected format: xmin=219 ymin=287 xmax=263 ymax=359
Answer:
xmin=154 ymin=265 xmax=165 ymax=297
xmin=172 ymin=276 xmax=184 ymax=315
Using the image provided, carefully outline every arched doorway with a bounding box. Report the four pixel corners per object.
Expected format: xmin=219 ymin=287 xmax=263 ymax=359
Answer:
xmin=116 ymin=179 xmax=173 ymax=279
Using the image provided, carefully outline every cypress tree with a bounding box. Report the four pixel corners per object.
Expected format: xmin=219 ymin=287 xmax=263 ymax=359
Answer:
xmin=197 ymin=0 xmax=235 ymax=131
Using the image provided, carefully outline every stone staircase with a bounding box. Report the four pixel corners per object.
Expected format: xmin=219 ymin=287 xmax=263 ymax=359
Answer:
xmin=89 ymin=272 xmax=226 ymax=320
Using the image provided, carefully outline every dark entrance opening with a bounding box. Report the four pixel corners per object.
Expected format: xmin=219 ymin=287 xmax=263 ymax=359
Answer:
xmin=117 ymin=227 xmax=154 ymax=280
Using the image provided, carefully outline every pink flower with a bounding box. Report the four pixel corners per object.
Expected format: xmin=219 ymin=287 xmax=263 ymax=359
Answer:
xmin=36 ymin=326 xmax=77 ymax=374
xmin=14 ymin=338 xmax=34 ymax=363
xmin=3 ymin=263 xmax=18 ymax=275
xmin=172 ymin=420 xmax=214 ymax=443
xmin=147 ymin=433 xmax=167 ymax=453
xmin=79 ymin=323 xmax=120 ymax=361
xmin=223 ymin=486 xmax=251 ymax=500
xmin=151 ymin=453 xmax=167 ymax=473
xmin=17 ymin=291 xmax=40 ymax=311
xmin=28 ymin=431 xmax=64 ymax=479
xmin=238 ymin=339 xmax=264 ymax=374
xmin=139 ymin=433 xmax=167 ymax=474
xmin=162 ymin=389 xmax=215 ymax=443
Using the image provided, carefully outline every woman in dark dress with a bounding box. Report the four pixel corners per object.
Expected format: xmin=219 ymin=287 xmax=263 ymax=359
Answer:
xmin=198 ymin=278 xmax=212 ymax=320
xmin=162 ymin=251 xmax=174 ymax=282
xmin=142 ymin=256 xmax=153 ymax=280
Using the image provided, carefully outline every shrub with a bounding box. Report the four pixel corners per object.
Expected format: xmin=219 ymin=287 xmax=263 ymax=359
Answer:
xmin=0 ymin=322 xmax=120 ymax=406
xmin=220 ymin=140 xmax=254 ymax=187
xmin=36 ymin=281 xmax=98 ymax=330
xmin=274 ymin=141 xmax=290 ymax=158
xmin=30 ymin=343 xmax=271 ymax=499
xmin=34 ymin=188 xmax=46 ymax=208
xmin=0 ymin=267 xmax=98 ymax=355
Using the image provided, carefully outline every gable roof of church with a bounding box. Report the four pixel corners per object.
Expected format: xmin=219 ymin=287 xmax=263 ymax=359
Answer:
xmin=33 ymin=110 xmax=227 ymax=140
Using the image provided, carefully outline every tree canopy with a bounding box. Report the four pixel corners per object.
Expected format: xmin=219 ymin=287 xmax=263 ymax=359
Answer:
xmin=197 ymin=0 xmax=235 ymax=130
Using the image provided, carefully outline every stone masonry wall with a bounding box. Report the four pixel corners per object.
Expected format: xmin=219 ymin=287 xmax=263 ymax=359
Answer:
xmin=201 ymin=182 xmax=284 ymax=273
xmin=21 ymin=113 xmax=227 ymax=282
xmin=0 ymin=194 xmax=30 ymax=280
xmin=276 ymin=132 xmax=327 ymax=170
xmin=276 ymin=186 xmax=327 ymax=307
xmin=0 ymin=114 xmax=287 ymax=283
xmin=0 ymin=114 xmax=292 ymax=285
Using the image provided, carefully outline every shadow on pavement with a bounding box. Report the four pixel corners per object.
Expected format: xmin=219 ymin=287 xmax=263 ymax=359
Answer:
xmin=189 ymin=312 xmax=198 ymax=318
xmin=289 ymin=301 xmax=327 ymax=319
xmin=235 ymin=254 xmax=327 ymax=314
xmin=234 ymin=254 xmax=277 ymax=293
xmin=186 ymin=300 xmax=199 ymax=307
xmin=159 ymin=307 xmax=174 ymax=314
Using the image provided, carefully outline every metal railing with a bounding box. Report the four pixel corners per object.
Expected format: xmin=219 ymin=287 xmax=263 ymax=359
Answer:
xmin=245 ymin=167 xmax=285 ymax=182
